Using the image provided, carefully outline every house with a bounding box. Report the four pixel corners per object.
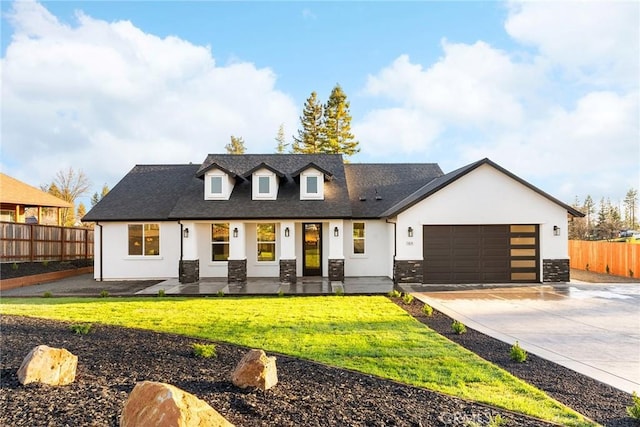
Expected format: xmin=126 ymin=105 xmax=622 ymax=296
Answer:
xmin=82 ymin=154 xmax=583 ymax=285
xmin=0 ymin=173 xmax=73 ymax=225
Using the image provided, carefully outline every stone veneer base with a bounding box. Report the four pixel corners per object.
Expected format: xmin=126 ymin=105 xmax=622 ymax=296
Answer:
xmin=179 ymin=260 xmax=199 ymax=284
xmin=279 ymin=259 xmax=297 ymax=284
xmin=328 ymin=259 xmax=344 ymax=282
xmin=394 ymin=260 xmax=423 ymax=284
xmin=543 ymin=258 xmax=570 ymax=282
xmin=228 ymin=259 xmax=247 ymax=284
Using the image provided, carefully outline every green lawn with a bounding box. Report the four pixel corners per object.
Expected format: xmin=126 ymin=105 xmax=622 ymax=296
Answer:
xmin=0 ymin=296 xmax=593 ymax=426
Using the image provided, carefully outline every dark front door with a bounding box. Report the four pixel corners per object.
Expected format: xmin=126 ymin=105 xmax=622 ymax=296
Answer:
xmin=303 ymin=223 xmax=322 ymax=276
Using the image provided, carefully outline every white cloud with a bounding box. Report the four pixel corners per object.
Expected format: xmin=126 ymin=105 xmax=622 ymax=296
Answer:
xmin=1 ymin=0 xmax=298 ymax=194
xmin=505 ymin=1 xmax=639 ymax=88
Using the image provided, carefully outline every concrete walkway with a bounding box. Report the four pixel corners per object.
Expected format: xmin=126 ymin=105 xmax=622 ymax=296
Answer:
xmin=405 ymin=282 xmax=640 ymax=394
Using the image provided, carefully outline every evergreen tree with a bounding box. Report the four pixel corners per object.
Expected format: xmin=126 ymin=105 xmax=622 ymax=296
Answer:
xmin=623 ymin=188 xmax=638 ymax=229
xmin=77 ymin=203 xmax=87 ymax=225
xmin=322 ymin=84 xmax=359 ymax=158
xmin=275 ymin=124 xmax=288 ymax=153
xmin=91 ymin=184 xmax=110 ymax=207
xmin=569 ymin=196 xmax=586 ymax=240
xmin=583 ymin=195 xmax=595 ymax=238
xmin=225 ymin=135 xmax=246 ymax=154
xmin=292 ymin=91 xmax=324 ymax=153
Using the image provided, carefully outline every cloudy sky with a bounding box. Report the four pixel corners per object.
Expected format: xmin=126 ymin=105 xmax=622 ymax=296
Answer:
xmin=1 ymin=0 xmax=638 ymax=209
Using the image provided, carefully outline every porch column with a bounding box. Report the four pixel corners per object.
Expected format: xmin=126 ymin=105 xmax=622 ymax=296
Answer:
xmin=179 ymin=221 xmax=199 ymax=284
xmin=228 ymin=222 xmax=246 ymax=283
xmin=279 ymin=221 xmax=296 ymax=284
xmin=328 ymin=219 xmax=344 ymax=281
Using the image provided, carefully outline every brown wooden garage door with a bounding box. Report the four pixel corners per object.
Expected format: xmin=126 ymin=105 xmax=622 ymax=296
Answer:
xmin=423 ymin=225 xmax=510 ymax=283
xmin=423 ymin=225 xmax=539 ymax=283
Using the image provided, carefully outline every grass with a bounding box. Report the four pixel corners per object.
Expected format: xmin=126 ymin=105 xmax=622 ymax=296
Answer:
xmin=0 ymin=296 xmax=592 ymax=426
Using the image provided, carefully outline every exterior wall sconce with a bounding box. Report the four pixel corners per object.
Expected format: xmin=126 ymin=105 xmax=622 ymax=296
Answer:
xmin=233 ymin=227 xmax=239 ymax=238
xmin=553 ymin=225 xmax=560 ymax=236
xmin=408 ymin=227 xmax=413 ymax=238
xmin=334 ymin=226 xmax=339 ymax=237
xmin=183 ymin=227 xmax=189 ymax=238
xmin=284 ymin=227 xmax=290 ymax=237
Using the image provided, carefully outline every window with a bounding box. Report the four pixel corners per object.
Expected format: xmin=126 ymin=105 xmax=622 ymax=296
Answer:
xmin=258 ymin=176 xmax=270 ymax=194
xmin=210 ymin=176 xmax=222 ymax=194
xmin=128 ymin=224 xmax=160 ymax=256
xmin=353 ymin=222 xmax=365 ymax=254
xmin=0 ymin=210 xmax=15 ymax=222
xmin=306 ymin=176 xmax=318 ymax=194
xmin=211 ymin=223 xmax=229 ymax=261
xmin=257 ymin=223 xmax=276 ymax=261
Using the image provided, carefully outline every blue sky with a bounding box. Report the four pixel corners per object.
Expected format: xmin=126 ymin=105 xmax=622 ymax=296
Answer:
xmin=1 ymin=0 xmax=638 ymax=210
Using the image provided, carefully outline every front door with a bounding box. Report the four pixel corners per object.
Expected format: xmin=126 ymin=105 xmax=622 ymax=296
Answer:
xmin=303 ymin=223 xmax=322 ymax=276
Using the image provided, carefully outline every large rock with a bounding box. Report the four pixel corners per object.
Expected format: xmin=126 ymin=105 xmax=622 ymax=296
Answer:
xmin=17 ymin=344 xmax=78 ymax=386
xmin=120 ymin=381 xmax=234 ymax=427
xmin=231 ymin=349 xmax=278 ymax=391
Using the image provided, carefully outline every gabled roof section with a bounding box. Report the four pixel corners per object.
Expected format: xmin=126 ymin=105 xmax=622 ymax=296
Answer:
xmin=345 ymin=163 xmax=444 ymax=218
xmin=82 ymin=164 xmax=199 ymax=222
xmin=0 ymin=173 xmax=72 ymax=208
xmin=379 ymin=158 xmax=585 ymax=218
xmin=242 ymin=162 xmax=286 ymax=179
xmin=195 ymin=162 xmax=237 ymax=179
xmin=291 ymin=162 xmax=334 ymax=180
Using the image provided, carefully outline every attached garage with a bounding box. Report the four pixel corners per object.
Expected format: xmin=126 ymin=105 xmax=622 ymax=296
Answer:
xmin=423 ymin=224 xmax=539 ymax=284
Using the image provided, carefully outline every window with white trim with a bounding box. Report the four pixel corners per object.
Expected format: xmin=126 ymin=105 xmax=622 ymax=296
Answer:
xmin=211 ymin=223 xmax=229 ymax=261
xmin=258 ymin=176 xmax=270 ymax=194
xmin=210 ymin=176 xmax=223 ymax=195
xmin=252 ymin=169 xmax=278 ymax=200
xmin=300 ymin=169 xmax=324 ymax=200
xmin=353 ymin=222 xmax=365 ymax=254
xmin=257 ymin=223 xmax=276 ymax=261
xmin=128 ymin=224 xmax=160 ymax=256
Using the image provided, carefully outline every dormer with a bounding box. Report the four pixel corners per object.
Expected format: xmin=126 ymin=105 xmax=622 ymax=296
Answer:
xmin=244 ymin=163 xmax=285 ymax=201
xmin=197 ymin=163 xmax=236 ymax=201
xmin=292 ymin=163 xmax=333 ymax=201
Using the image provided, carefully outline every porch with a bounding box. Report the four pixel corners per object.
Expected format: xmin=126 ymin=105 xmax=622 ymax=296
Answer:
xmin=135 ymin=276 xmax=394 ymax=296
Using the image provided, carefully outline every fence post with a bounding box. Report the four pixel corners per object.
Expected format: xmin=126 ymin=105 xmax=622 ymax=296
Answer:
xmin=29 ymin=224 xmax=34 ymax=262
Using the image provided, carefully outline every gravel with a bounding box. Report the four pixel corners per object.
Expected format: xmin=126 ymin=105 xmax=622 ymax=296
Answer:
xmin=2 ymin=314 xmax=560 ymax=427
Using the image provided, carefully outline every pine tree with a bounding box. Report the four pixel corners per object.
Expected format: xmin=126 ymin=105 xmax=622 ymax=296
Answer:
xmin=292 ymin=91 xmax=324 ymax=153
xmin=275 ymin=124 xmax=288 ymax=153
xmin=225 ymin=135 xmax=246 ymax=154
xmin=322 ymin=84 xmax=359 ymax=158
xmin=583 ymin=195 xmax=595 ymax=238
xmin=91 ymin=184 xmax=110 ymax=207
xmin=623 ymin=188 xmax=638 ymax=229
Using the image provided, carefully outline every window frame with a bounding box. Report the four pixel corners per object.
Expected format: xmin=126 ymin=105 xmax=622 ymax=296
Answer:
xmin=300 ymin=169 xmax=324 ymax=200
xmin=128 ymin=223 xmax=160 ymax=257
xmin=204 ymin=170 xmax=229 ymax=200
xmin=256 ymin=223 xmax=277 ymax=262
xmin=352 ymin=222 xmax=365 ymax=255
xmin=211 ymin=223 xmax=230 ymax=262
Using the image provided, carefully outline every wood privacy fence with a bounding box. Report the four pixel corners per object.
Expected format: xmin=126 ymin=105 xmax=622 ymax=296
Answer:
xmin=569 ymin=240 xmax=639 ymax=278
xmin=0 ymin=221 xmax=93 ymax=263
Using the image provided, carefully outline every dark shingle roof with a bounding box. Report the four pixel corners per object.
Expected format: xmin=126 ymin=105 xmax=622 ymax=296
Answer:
xmin=344 ymin=163 xmax=443 ymax=218
xmin=379 ymin=158 xmax=585 ymax=218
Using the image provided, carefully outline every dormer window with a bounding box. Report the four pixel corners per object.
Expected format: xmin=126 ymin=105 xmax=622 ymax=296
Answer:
xmin=258 ymin=176 xmax=270 ymax=195
xmin=204 ymin=168 xmax=234 ymax=200
xmin=300 ymin=169 xmax=324 ymax=200
xmin=251 ymin=168 xmax=279 ymax=200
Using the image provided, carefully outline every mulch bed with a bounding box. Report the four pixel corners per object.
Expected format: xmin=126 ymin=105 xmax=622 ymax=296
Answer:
xmin=1 ymin=260 xmax=93 ymax=280
xmin=2 ymin=314 xmax=559 ymax=427
xmin=395 ymin=298 xmax=637 ymax=427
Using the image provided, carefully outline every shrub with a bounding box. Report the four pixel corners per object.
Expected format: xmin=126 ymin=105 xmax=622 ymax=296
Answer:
xmin=43 ymin=291 xmax=52 ymax=298
xmin=451 ymin=320 xmax=467 ymax=335
xmin=157 ymin=289 xmax=166 ymax=297
xmin=99 ymin=290 xmax=109 ymax=298
xmin=387 ymin=289 xmax=401 ymax=298
xmin=335 ymin=288 xmax=344 ymax=296
xmin=42 ymin=260 xmax=49 ymax=267
xmin=606 ymin=264 xmax=610 ymax=274
xmin=217 ymin=290 xmax=224 ymax=297
xmin=278 ymin=290 xmax=285 ymax=297
xmin=402 ymin=293 xmax=414 ymax=304
xmin=585 ymin=263 xmax=589 ymax=271
xmin=11 ymin=262 xmax=18 ymax=271
xmin=70 ymin=323 xmax=92 ymax=335
xmin=510 ymin=341 xmax=527 ymax=363
xmin=488 ymin=414 xmax=507 ymax=426
xmin=192 ymin=343 xmax=217 ymax=358
xmin=422 ymin=303 xmax=433 ymax=317
xmin=627 ymin=391 xmax=640 ymax=420
xmin=630 ymin=269 xmax=634 ymax=278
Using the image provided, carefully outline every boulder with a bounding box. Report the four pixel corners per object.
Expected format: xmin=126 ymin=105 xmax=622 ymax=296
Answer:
xmin=231 ymin=349 xmax=278 ymax=391
xmin=120 ymin=381 xmax=234 ymax=427
xmin=17 ymin=344 xmax=78 ymax=386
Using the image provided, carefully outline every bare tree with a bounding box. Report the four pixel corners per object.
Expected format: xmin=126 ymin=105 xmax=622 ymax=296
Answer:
xmin=43 ymin=167 xmax=91 ymax=226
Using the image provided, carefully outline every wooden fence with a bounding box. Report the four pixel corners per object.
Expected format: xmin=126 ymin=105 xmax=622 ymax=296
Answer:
xmin=0 ymin=221 xmax=93 ymax=263
xmin=569 ymin=240 xmax=639 ymax=278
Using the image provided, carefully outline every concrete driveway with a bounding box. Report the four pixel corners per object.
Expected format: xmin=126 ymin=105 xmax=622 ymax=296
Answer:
xmin=408 ymin=282 xmax=640 ymax=394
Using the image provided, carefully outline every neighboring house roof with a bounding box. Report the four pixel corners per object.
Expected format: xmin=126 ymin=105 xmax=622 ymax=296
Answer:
xmin=0 ymin=173 xmax=73 ymax=208
xmin=379 ymin=158 xmax=585 ymax=218
xmin=345 ymin=163 xmax=444 ymax=218
xmin=83 ymin=155 xmax=583 ymax=222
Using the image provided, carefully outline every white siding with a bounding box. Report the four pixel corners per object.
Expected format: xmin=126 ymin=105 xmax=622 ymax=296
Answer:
xmin=395 ymin=163 xmax=570 ymax=264
xmin=94 ymin=221 xmax=180 ymax=280
xmin=344 ymin=220 xmax=393 ymax=277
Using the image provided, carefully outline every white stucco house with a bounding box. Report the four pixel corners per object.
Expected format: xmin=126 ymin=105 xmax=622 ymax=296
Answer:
xmin=82 ymin=154 xmax=583 ymax=285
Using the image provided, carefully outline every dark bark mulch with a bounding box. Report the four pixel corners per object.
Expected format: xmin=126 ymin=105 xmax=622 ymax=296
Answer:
xmin=1 ymin=314 xmax=558 ymax=427
xmin=1 ymin=259 xmax=92 ymax=280
xmin=395 ymin=298 xmax=637 ymax=427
